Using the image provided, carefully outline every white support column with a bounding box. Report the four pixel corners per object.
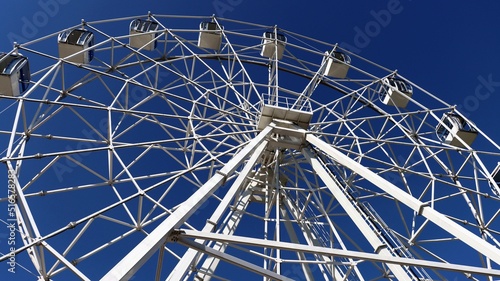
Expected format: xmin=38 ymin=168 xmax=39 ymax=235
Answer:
xmin=267 ymin=27 xmax=280 ymax=104
xmin=268 ymin=50 xmax=279 ymax=103
xmin=274 ymin=150 xmax=282 ymax=276
xmin=101 ymin=125 xmax=274 ymax=281
xmin=167 ymin=140 xmax=269 ymax=280
xmin=291 ymin=156 xmax=366 ymax=280
xmin=302 ymin=148 xmax=413 ymax=281
xmin=306 ymin=133 xmax=500 ymax=266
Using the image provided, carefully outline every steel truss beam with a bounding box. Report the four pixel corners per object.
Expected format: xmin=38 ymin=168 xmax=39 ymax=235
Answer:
xmin=101 ymin=124 xmax=274 ymax=280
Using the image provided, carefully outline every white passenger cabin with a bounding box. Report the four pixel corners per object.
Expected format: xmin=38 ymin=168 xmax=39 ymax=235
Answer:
xmin=260 ymin=31 xmax=286 ymax=60
xmin=379 ymin=77 xmax=413 ymax=108
xmin=322 ymin=51 xmax=351 ymax=79
xmin=129 ymin=19 xmax=160 ymax=51
xmin=198 ymin=21 xmax=222 ymax=51
xmin=0 ymin=53 xmax=30 ymax=97
xmin=436 ymin=113 xmax=477 ymax=147
xmin=58 ymin=29 xmax=94 ymax=64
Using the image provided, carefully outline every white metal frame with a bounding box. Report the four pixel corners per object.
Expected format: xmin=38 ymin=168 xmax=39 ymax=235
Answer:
xmin=0 ymin=13 xmax=500 ymax=281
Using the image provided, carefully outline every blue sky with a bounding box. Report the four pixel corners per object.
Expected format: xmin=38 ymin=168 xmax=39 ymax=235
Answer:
xmin=1 ymin=1 xmax=500 ymax=280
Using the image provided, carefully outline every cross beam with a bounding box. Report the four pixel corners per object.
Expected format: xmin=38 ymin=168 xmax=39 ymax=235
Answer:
xmin=100 ymin=125 xmax=274 ymax=281
xmin=179 ymin=229 xmax=500 ymax=277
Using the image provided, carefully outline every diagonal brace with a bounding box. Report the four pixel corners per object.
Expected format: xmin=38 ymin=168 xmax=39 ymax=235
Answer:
xmin=306 ymin=133 xmax=500 ymax=266
xmin=100 ymin=124 xmax=274 ymax=281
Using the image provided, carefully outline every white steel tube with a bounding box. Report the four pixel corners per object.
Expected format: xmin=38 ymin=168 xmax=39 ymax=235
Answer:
xmin=306 ymin=133 xmax=500 ymax=266
xmin=101 ymin=124 xmax=274 ymax=281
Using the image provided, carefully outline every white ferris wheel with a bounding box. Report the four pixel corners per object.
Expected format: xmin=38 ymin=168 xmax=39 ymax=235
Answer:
xmin=1 ymin=13 xmax=500 ymax=281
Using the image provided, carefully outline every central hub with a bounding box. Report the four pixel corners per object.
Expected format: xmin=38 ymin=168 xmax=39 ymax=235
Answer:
xmin=257 ymin=94 xmax=313 ymax=130
xmin=257 ymin=95 xmax=312 ymax=163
